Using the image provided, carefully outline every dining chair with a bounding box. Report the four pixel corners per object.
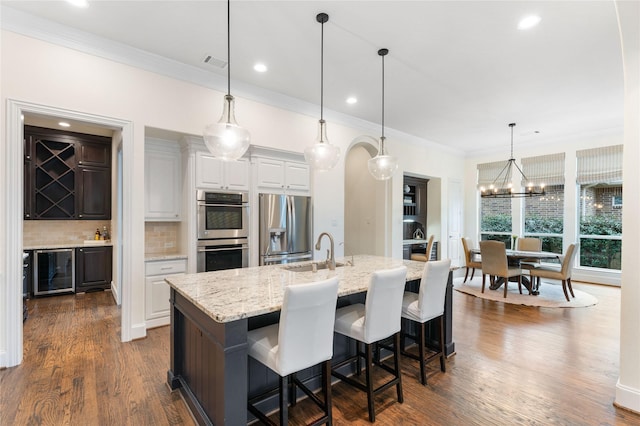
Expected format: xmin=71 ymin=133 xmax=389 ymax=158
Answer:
xmin=479 ymin=240 xmax=523 ymax=298
xmin=410 ymin=234 xmax=435 ymax=262
xmin=528 ymin=244 xmax=577 ymax=302
xmin=461 ymin=237 xmax=482 ymax=283
xmin=247 ymin=277 xmax=339 ymax=426
xmin=517 ymin=237 xmax=543 ymax=289
xmin=331 ymin=266 xmax=407 ymax=422
xmin=400 ymin=258 xmax=451 ymax=385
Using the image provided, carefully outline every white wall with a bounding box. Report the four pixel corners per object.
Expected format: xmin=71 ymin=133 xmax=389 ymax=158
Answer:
xmin=0 ymin=30 xmax=465 ymax=365
xmin=615 ymin=0 xmax=640 ymax=414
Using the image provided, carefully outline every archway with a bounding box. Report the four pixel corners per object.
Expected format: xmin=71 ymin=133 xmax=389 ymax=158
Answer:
xmin=344 ymin=136 xmax=393 ymax=258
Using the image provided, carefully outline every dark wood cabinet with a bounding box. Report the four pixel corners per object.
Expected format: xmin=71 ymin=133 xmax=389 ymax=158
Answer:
xmin=24 ymin=126 xmax=111 ymax=220
xmin=24 ymin=136 xmax=33 ymax=219
xmin=403 ymin=245 xmax=411 ymax=260
xmin=75 ymin=246 xmax=112 ymax=292
xmin=77 ymin=140 xmax=111 ymax=168
xmin=77 ymin=166 xmax=111 ymax=219
xmin=403 ymin=176 xmax=427 ymax=223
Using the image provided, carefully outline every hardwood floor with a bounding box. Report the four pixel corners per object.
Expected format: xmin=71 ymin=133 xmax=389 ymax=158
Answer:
xmin=1 ymin=282 xmax=639 ymax=425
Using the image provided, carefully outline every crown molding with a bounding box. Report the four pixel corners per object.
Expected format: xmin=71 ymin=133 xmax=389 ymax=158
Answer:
xmin=0 ymin=5 xmax=457 ymax=157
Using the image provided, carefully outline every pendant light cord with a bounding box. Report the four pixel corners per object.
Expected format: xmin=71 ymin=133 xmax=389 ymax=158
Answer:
xmin=509 ymin=122 xmax=515 ymax=159
xmin=227 ymin=0 xmax=231 ymax=96
xmin=320 ymin=18 xmax=324 ymax=121
xmin=381 ymin=53 xmax=385 ymax=139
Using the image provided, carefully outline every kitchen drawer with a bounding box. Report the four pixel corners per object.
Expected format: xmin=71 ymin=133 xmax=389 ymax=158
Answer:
xmin=145 ymin=258 xmax=186 ymax=276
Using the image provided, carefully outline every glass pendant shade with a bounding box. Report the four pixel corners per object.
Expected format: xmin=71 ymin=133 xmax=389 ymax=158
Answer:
xmin=368 ymin=136 xmax=398 ymax=180
xmin=304 ymin=119 xmax=340 ymax=171
xmin=305 ymin=12 xmax=340 ymax=172
xmin=368 ymin=48 xmax=397 ymax=181
xmin=203 ymin=0 xmax=250 ymax=161
xmin=203 ymin=94 xmax=250 ymax=161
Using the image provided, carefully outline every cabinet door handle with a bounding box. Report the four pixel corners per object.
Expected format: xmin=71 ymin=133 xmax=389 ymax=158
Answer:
xmin=79 ymin=249 xmax=83 ymax=252
xmin=79 ymin=214 xmax=83 ymax=218
xmin=160 ymin=267 xmax=173 ymax=270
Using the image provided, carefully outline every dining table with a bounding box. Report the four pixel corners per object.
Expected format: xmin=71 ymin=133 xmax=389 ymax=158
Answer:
xmin=470 ymin=248 xmax=561 ymax=295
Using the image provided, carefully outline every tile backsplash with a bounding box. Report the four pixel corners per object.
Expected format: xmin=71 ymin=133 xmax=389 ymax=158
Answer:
xmin=145 ymin=222 xmax=182 ymax=255
xmin=24 ymin=220 xmax=112 ymax=247
xmin=24 ymin=220 xmax=183 ymax=256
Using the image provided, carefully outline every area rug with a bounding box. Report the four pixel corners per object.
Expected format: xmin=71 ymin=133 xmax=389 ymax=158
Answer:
xmin=454 ymin=276 xmax=598 ymax=308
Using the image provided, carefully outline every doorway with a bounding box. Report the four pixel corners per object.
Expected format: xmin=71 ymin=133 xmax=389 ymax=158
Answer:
xmin=344 ymin=137 xmax=392 ymax=257
xmin=4 ymin=100 xmax=134 ymax=367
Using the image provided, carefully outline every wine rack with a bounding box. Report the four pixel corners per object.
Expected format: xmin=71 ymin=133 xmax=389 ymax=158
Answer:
xmin=34 ymin=138 xmax=76 ymax=219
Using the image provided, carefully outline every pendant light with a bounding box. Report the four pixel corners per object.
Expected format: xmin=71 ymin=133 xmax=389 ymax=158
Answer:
xmin=304 ymin=13 xmax=340 ymax=171
xmin=479 ymin=123 xmax=545 ymax=198
xmin=368 ymin=48 xmax=398 ymax=180
xmin=203 ymin=0 xmax=250 ymax=161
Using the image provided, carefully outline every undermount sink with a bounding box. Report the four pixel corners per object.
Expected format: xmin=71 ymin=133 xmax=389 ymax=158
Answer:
xmin=283 ymin=262 xmax=344 ymax=272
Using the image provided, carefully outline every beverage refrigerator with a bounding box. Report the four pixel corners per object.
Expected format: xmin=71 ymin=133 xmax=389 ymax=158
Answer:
xmin=259 ymin=194 xmax=313 ymax=265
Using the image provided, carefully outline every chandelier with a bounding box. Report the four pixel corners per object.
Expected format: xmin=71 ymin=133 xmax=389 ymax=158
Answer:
xmin=480 ymin=123 xmax=545 ymax=198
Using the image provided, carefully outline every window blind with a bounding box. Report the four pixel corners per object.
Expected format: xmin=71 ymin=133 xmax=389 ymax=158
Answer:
xmin=576 ymin=145 xmax=623 ymax=184
xmin=477 ymin=160 xmax=510 ymax=189
xmin=521 ymin=153 xmax=565 ymax=186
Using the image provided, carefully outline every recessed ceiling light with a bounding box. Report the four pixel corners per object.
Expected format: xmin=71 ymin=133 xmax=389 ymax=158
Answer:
xmin=346 ymin=97 xmax=358 ymax=105
xmin=58 ymin=122 xmax=71 ymax=128
xmin=518 ymin=15 xmax=541 ymax=30
xmin=253 ymin=63 xmax=267 ymax=73
xmin=66 ymin=0 xmax=89 ymax=8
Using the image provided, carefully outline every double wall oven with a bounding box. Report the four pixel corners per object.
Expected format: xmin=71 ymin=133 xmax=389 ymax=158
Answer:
xmin=196 ymin=190 xmax=249 ymax=272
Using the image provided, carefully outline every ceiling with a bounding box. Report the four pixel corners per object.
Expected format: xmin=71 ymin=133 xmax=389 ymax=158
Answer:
xmin=1 ymin=1 xmax=624 ymax=156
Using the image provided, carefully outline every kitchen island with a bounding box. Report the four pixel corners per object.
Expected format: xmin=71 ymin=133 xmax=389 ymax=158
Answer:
xmin=166 ymin=255 xmax=454 ymax=425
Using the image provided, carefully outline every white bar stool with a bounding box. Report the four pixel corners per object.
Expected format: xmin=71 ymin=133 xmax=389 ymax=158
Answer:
xmin=400 ymin=259 xmax=451 ymax=385
xmin=331 ymin=266 xmax=407 ymax=423
xmin=247 ymin=277 xmax=339 ymax=426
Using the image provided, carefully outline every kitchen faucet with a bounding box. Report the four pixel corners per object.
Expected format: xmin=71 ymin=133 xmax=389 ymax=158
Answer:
xmin=315 ymin=232 xmax=336 ymax=270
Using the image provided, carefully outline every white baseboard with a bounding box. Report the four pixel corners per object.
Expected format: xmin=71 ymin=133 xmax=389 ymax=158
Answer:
xmin=616 ymin=379 xmax=640 ymax=414
xmin=110 ymin=282 xmax=120 ymax=306
xmin=145 ymin=316 xmax=170 ymax=329
xmin=130 ymin=322 xmax=147 ymax=340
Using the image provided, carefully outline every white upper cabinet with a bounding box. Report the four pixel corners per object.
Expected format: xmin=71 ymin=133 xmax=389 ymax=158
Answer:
xmin=145 ymin=139 xmax=182 ymax=221
xmin=284 ymin=161 xmax=310 ymax=192
xmin=196 ymin=151 xmax=249 ymax=191
xmin=256 ymin=157 xmax=309 ymax=193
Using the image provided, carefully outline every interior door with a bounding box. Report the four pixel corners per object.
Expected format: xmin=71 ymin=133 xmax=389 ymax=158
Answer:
xmin=448 ymin=179 xmax=463 ymax=267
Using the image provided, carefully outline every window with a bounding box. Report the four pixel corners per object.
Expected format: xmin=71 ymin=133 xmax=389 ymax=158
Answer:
xmin=478 ymin=161 xmax=512 ymax=246
xmin=522 ymin=153 xmax=565 ymax=253
xmin=577 ymin=145 xmax=622 ymax=270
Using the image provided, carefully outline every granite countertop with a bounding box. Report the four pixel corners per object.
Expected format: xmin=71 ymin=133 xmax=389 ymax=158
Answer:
xmin=145 ymin=254 xmax=188 ymax=262
xmin=402 ymin=239 xmax=429 ymax=245
xmin=25 ymin=241 xmax=114 ymax=250
xmin=165 ymin=254 xmax=427 ymax=324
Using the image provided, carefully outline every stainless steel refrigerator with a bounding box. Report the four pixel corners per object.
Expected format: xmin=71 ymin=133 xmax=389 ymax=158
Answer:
xmin=259 ymin=194 xmax=313 ymax=265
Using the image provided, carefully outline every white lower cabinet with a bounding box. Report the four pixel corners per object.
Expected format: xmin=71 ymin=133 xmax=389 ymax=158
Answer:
xmin=145 ymin=258 xmax=187 ymax=328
